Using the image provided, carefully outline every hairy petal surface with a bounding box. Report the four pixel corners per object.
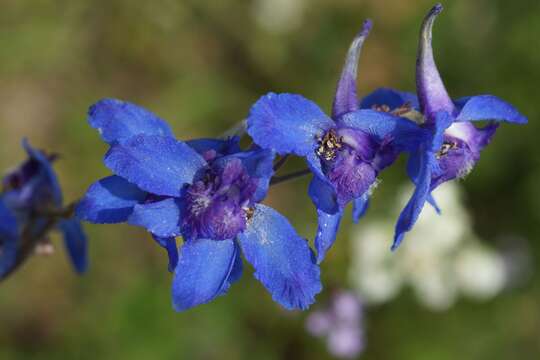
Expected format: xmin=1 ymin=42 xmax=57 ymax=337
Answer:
xmin=76 ymin=175 xmax=147 ymax=224
xmin=172 ymin=239 xmax=240 ymax=311
xmin=88 ymin=99 xmax=173 ymax=145
xmin=238 ymin=204 xmax=322 ymax=310
xmin=247 ymin=93 xmax=334 ymax=156
xmin=104 ymin=134 xmax=206 ymax=197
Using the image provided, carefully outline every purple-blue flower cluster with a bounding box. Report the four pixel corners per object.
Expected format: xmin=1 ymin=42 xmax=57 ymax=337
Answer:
xmin=0 ymin=140 xmax=87 ymax=279
xmin=72 ymin=3 xmax=526 ymax=312
xmin=2 ymin=3 xmax=526 ymax=313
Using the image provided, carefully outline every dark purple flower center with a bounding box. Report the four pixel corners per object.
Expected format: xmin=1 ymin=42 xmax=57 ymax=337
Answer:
xmin=182 ymin=159 xmax=257 ymax=241
xmin=430 ymin=122 xmax=498 ymax=191
xmin=317 ymin=128 xmax=392 ymax=205
xmin=431 ymin=134 xmax=477 ymax=190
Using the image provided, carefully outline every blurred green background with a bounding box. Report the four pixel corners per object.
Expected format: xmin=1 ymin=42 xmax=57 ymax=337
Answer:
xmin=0 ymin=0 xmax=538 ymax=359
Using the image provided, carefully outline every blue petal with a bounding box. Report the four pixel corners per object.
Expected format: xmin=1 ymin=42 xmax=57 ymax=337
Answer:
xmin=228 ymin=248 xmax=243 ymax=284
xmin=0 ymin=198 xmax=19 ymax=278
xmin=186 ymin=137 xmax=241 ymax=158
xmin=314 ymin=209 xmax=343 ymax=264
xmin=430 ymin=111 xmax=454 ymax=151
xmin=393 ymin=147 xmax=434 ymax=250
xmin=128 ymin=198 xmax=183 ymax=238
xmin=305 ymin=151 xmax=330 ymax=188
xmin=214 ymin=148 xmax=275 ymax=203
xmin=394 ymin=111 xmax=453 ymax=248
xmin=407 ymin=156 xmax=441 ymax=215
xmin=308 ymin=176 xmax=338 ymax=214
xmin=338 ymin=109 xmax=427 ymax=150
xmin=104 ymin=134 xmax=206 ymax=197
xmin=172 ymin=239 xmax=240 ymax=311
xmin=76 ymin=175 xmax=147 ymax=224
xmin=360 ymin=88 xmax=419 ymax=111
xmin=455 ymin=95 xmax=527 ymax=124
xmin=58 ymin=219 xmax=88 ymax=274
xmin=247 ymin=93 xmax=334 ymax=156
xmin=152 ymin=235 xmax=179 ymax=272
xmin=332 ymin=20 xmax=372 ymax=118
xmin=238 ymin=204 xmax=322 ymax=310
xmin=22 ymin=139 xmax=63 ymax=207
xmin=352 ymin=195 xmax=369 ymax=223
xmin=88 ymin=99 xmax=173 ymax=145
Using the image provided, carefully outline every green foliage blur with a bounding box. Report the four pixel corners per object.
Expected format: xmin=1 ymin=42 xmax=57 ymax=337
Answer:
xmin=0 ymin=0 xmax=538 ymax=359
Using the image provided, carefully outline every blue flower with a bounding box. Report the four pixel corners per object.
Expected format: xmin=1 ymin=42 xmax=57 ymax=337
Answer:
xmin=361 ymin=4 xmax=527 ymax=249
xmin=77 ymin=99 xmax=322 ymax=311
xmin=247 ymin=20 xmax=426 ymax=263
xmin=0 ymin=139 xmax=87 ymax=279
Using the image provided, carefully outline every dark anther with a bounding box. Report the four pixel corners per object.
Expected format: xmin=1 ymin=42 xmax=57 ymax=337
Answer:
xmin=244 ymin=207 xmax=255 ymax=221
xmin=316 ymin=130 xmax=343 ymax=161
xmin=436 ymin=141 xmax=457 ymax=159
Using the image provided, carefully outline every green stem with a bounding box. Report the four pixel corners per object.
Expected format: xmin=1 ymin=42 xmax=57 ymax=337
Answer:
xmin=270 ymin=168 xmax=311 ymax=186
xmin=273 ymin=155 xmax=289 ymax=171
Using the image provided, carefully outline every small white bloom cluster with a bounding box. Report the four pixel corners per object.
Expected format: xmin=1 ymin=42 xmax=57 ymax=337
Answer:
xmin=349 ymin=182 xmax=507 ymax=311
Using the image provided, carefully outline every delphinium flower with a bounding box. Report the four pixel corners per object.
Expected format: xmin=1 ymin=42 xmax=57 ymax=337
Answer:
xmin=247 ymin=20 xmax=427 ymax=262
xmin=305 ymin=290 xmax=365 ymax=358
xmin=360 ymin=4 xmax=527 ymax=249
xmin=350 ymin=182 xmax=508 ymax=311
xmin=0 ymin=140 xmax=87 ymax=280
xmin=76 ymin=99 xmax=322 ymax=311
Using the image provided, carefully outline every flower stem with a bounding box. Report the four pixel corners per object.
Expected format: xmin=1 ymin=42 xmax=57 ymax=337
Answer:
xmin=273 ymin=155 xmax=289 ymax=171
xmin=270 ymin=168 xmax=311 ymax=186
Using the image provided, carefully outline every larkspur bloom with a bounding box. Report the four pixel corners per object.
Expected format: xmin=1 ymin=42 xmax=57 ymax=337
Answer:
xmin=0 ymin=140 xmax=87 ymax=279
xmin=247 ymin=20 xmax=427 ymax=262
xmin=360 ymin=4 xmax=527 ymax=249
xmin=76 ymin=99 xmax=322 ymax=311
